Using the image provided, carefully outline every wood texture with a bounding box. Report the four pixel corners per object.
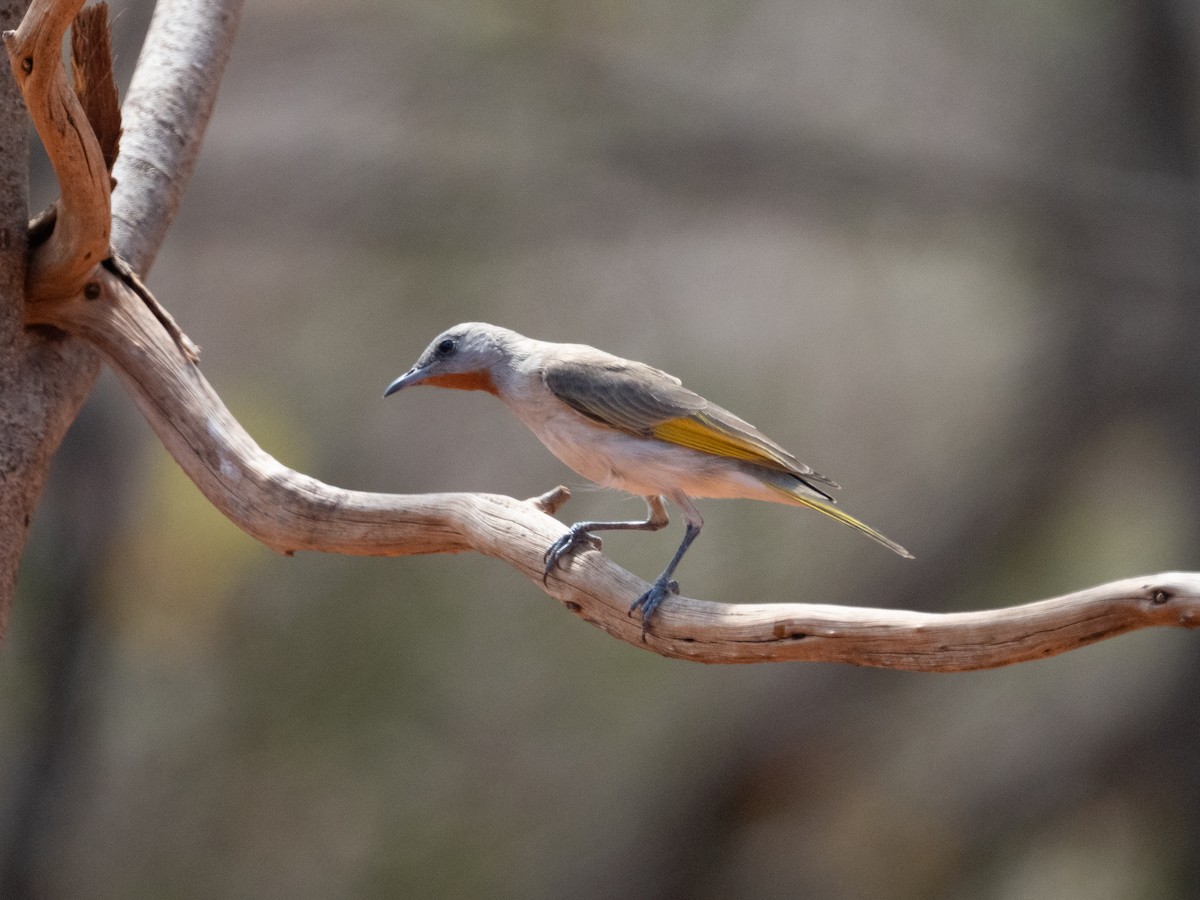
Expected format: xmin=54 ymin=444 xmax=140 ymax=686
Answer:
xmin=3 ymin=0 xmax=109 ymax=300
xmin=0 ymin=0 xmax=102 ymax=641
xmin=110 ymin=0 xmax=242 ymax=275
xmin=70 ymin=2 xmax=119 ymax=172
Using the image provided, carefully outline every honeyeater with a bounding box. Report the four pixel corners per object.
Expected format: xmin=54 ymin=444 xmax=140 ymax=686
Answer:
xmin=385 ymin=323 xmax=912 ymax=633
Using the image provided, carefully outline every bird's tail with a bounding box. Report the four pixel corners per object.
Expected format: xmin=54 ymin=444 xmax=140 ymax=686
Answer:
xmin=761 ymin=473 xmax=914 ymax=559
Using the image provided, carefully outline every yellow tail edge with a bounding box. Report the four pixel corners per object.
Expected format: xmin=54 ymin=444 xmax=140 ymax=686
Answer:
xmin=768 ymin=485 xmax=914 ymax=559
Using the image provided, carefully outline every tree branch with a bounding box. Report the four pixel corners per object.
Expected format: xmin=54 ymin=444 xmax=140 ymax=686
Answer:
xmin=25 ymin=278 xmax=1200 ymax=667
xmin=111 ymin=0 xmax=242 ymax=274
xmin=3 ymin=0 xmax=109 ymax=300
xmin=0 ymin=0 xmax=238 ymax=632
xmin=69 ymin=2 xmax=119 ymax=171
xmin=9 ymin=0 xmax=1200 ymax=668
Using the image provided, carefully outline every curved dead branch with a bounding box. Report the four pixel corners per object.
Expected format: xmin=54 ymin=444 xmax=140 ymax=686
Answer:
xmin=3 ymin=0 xmax=110 ymax=300
xmin=24 ymin=277 xmax=1200 ymax=667
xmin=10 ymin=0 xmax=1200 ymax=667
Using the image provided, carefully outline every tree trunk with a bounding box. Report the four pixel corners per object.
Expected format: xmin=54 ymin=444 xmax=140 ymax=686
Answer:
xmin=0 ymin=0 xmax=98 ymax=641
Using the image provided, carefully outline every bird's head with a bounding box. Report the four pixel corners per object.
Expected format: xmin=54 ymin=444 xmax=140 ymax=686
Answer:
xmin=384 ymin=322 xmax=519 ymax=397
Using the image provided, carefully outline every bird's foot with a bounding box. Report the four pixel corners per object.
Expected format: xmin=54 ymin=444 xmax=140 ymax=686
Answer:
xmin=629 ymin=575 xmax=680 ymax=638
xmin=543 ymin=525 xmax=603 ymax=582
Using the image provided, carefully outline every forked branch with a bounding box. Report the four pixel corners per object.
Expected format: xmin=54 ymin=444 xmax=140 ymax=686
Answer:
xmin=11 ymin=0 xmax=1200 ymax=667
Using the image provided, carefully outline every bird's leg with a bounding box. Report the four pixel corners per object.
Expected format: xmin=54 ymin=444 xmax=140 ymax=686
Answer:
xmin=543 ymin=496 xmax=669 ymax=582
xmin=630 ymin=495 xmax=703 ymax=637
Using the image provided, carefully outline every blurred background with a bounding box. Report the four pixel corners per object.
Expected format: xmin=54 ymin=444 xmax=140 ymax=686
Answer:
xmin=3 ymin=0 xmax=1200 ymax=896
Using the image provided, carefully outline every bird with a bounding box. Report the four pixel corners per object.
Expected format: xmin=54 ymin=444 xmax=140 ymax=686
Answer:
xmin=384 ymin=323 xmax=912 ymax=634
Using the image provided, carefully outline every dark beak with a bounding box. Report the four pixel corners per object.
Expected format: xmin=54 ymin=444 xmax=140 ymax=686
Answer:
xmin=383 ymin=366 xmax=424 ymax=397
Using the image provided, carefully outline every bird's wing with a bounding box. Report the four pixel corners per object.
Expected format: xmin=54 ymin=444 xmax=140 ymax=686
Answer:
xmin=543 ymin=356 xmax=703 ymax=432
xmin=542 ymin=356 xmax=838 ymax=487
xmin=656 ymin=405 xmax=838 ymax=488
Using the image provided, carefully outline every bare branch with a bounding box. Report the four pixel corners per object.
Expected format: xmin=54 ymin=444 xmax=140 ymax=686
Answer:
xmin=26 ymin=279 xmax=1200 ymax=668
xmin=111 ymin=0 xmax=242 ymax=274
xmin=3 ymin=0 xmax=110 ymax=300
xmin=7 ymin=1 xmax=1199 ymax=669
xmin=70 ymin=2 xmax=119 ymax=171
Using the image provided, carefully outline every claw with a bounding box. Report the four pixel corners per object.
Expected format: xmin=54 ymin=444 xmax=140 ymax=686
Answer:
xmin=542 ymin=526 xmax=602 ymax=582
xmin=628 ymin=574 xmax=677 ymax=638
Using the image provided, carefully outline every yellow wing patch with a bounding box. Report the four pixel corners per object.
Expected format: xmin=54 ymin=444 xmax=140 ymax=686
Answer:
xmin=652 ymin=415 xmax=789 ymax=468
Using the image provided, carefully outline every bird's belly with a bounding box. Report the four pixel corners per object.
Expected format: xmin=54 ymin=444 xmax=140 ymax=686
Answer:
xmin=529 ymin=412 xmax=772 ymax=501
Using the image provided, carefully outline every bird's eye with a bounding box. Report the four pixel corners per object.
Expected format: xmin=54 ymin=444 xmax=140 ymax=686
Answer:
xmin=437 ymin=338 xmax=457 ymax=356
